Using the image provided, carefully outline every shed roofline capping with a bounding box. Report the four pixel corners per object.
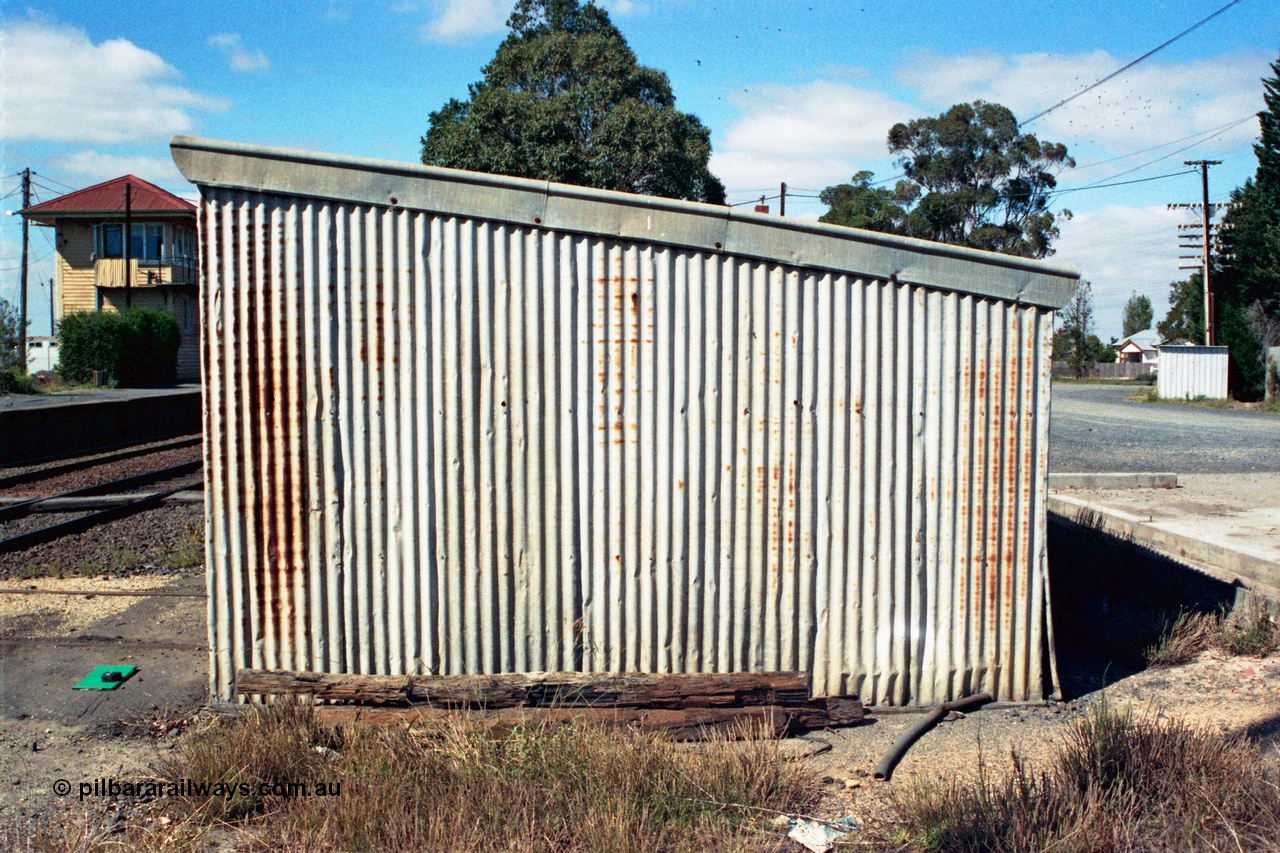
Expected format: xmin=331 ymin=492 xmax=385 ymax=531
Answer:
xmin=175 ymin=136 xmax=1078 ymax=706
xmin=172 ymin=136 xmax=1078 ymax=310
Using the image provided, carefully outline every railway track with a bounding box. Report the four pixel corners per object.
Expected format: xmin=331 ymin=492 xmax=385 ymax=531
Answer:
xmin=0 ymin=461 xmax=203 ymax=554
xmin=0 ymin=434 xmax=201 ymax=492
xmin=0 ymin=587 xmax=204 ymax=598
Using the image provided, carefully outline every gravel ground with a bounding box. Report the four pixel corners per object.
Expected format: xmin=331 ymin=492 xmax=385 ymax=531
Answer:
xmin=0 ymin=575 xmax=197 ymax=640
xmin=0 ymin=440 xmax=202 ymax=498
xmin=1050 ymin=382 xmax=1280 ymax=473
xmin=0 ymin=504 xmax=205 ymax=580
xmin=801 ymin=646 xmax=1280 ymax=836
xmin=3 ymin=634 xmax=1275 ymax=847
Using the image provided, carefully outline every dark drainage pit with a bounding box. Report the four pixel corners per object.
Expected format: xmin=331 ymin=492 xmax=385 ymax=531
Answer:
xmin=1047 ymin=513 xmax=1241 ymax=700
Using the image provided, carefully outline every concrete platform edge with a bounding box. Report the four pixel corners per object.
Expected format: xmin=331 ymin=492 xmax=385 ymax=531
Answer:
xmin=1049 ymin=472 xmax=1178 ymax=490
xmin=1047 ymin=494 xmax=1280 ymax=596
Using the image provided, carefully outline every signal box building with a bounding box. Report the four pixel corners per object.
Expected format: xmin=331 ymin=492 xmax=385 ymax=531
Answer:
xmin=21 ymin=175 xmax=200 ymax=381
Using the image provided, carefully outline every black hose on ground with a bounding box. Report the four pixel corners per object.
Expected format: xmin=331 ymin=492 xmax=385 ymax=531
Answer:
xmin=872 ymin=692 xmax=994 ymax=782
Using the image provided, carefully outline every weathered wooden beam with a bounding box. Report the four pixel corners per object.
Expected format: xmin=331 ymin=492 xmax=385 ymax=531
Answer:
xmin=311 ymin=705 xmax=794 ymax=741
xmin=796 ymin=697 xmax=865 ymax=728
xmin=236 ymin=669 xmax=813 ymax=710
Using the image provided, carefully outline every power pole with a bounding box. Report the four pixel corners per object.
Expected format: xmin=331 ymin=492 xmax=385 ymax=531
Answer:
xmin=780 ymin=182 xmax=787 ymax=217
xmin=19 ymin=168 xmax=30 ymax=368
xmin=47 ymin=277 xmax=54 ymax=338
xmin=123 ymin=180 xmax=132 ymax=310
xmin=1186 ymin=160 xmax=1220 ymax=345
xmin=1167 ymin=159 xmax=1222 ymax=346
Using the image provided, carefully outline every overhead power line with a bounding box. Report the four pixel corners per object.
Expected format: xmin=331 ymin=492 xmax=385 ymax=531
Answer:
xmin=1020 ymin=0 xmax=1247 ymax=127
xmin=1050 ymin=169 xmax=1197 ymax=197
xmin=1071 ymin=113 xmax=1255 ymax=172
xmin=29 ymin=180 xmax=68 ymax=198
xmin=728 ymin=193 xmax=784 ymax=207
xmin=0 ymin=247 xmax=53 ymax=274
xmin=1049 ymin=116 xmax=1256 ymax=202
xmin=31 ymin=172 xmax=79 ymax=192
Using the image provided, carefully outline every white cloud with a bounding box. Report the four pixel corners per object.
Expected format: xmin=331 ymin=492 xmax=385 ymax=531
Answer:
xmin=1052 ymin=204 xmax=1188 ymax=340
xmin=419 ymin=0 xmax=638 ymax=43
xmin=601 ymin=0 xmax=638 ymax=14
xmin=711 ymin=80 xmax=913 ymax=190
xmin=422 ymin=0 xmax=509 ymax=42
xmin=0 ymin=20 xmax=228 ymax=144
xmin=0 ymin=232 xmax=57 ymax=332
xmin=53 ymin=150 xmax=186 ymax=185
xmin=209 ymin=32 xmax=270 ymax=72
xmin=895 ymin=49 xmax=1264 ymax=156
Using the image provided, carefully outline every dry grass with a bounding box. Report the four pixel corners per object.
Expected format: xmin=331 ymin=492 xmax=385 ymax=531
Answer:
xmin=1144 ymin=611 xmax=1218 ymax=666
xmin=1 ymin=812 xmax=115 ymax=853
xmin=1126 ymin=386 xmax=1279 ymax=412
xmin=1147 ymin=605 xmax=1280 ymax=666
xmin=167 ymin=521 xmax=205 ymax=570
xmin=14 ymin=703 xmax=817 ymax=852
xmin=1220 ymin=603 xmax=1280 ymax=656
xmin=880 ymin=701 xmax=1280 ymax=852
xmin=111 ymin=549 xmax=143 ymax=572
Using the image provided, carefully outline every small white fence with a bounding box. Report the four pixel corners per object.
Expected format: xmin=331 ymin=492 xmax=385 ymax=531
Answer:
xmin=1051 ymin=360 xmax=1154 ymax=379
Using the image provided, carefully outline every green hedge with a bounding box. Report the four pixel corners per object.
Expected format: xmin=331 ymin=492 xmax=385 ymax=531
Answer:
xmin=58 ymin=308 xmax=181 ymax=386
xmin=0 ymin=367 xmax=35 ymax=394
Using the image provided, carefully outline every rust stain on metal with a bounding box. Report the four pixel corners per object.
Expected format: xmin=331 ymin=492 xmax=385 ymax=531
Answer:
xmin=199 ymin=177 xmax=1063 ymax=706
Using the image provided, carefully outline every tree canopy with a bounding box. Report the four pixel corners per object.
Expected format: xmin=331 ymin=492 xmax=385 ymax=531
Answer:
xmin=822 ymin=101 xmax=1074 ymax=258
xmin=420 ymin=0 xmax=725 ymax=204
xmin=1219 ymin=55 xmax=1280 ymax=318
xmin=1058 ymin=281 xmax=1096 ymax=377
xmin=1121 ymin=293 xmax=1154 ymax=337
xmin=1157 ymin=274 xmax=1205 ymax=344
xmin=0 ymin=298 xmax=21 ymax=370
xmin=818 ymin=171 xmax=911 ymax=232
xmin=1211 ymin=53 xmax=1280 ymax=398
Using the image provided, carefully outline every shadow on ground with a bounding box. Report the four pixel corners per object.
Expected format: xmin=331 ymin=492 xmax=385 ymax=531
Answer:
xmin=1047 ymin=516 xmax=1241 ymax=700
xmin=0 ymin=576 xmax=207 ymax=728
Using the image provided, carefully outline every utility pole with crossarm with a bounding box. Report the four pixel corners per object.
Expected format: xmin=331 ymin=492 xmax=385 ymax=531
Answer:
xmin=1167 ymin=159 xmax=1222 ymax=345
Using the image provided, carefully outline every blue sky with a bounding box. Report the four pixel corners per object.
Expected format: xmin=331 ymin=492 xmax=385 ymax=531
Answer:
xmin=2 ymin=0 xmax=1277 ymax=339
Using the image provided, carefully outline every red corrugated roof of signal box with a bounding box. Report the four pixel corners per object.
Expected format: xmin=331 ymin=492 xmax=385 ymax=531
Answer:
xmin=21 ymin=175 xmax=195 ymax=215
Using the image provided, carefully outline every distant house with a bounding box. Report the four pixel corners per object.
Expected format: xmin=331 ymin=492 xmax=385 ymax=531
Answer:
xmin=1114 ymin=328 xmax=1161 ymax=367
xmin=25 ymin=336 xmax=59 ymax=374
xmin=20 ymin=175 xmax=199 ymax=382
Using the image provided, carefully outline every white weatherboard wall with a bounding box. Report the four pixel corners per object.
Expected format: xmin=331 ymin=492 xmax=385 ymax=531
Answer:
xmin=1158 ymin=346 xmax=1229 ymax=400
xmin=173 ymin=137 xmax=1080 ymax=706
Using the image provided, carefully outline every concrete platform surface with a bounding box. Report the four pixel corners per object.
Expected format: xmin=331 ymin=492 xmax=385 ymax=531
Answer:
xmin=1049 ymin=473 xmax=1280 ymax=594
xmin=0 ymin=385 xmax=200 ymax=411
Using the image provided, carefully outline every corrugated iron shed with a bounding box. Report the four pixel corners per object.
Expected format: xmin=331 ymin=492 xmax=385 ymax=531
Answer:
xmin=172 ymin=136 xmax=1080 ymax=706
xmin=1157 ymin=346 xmax=1230 ymax=400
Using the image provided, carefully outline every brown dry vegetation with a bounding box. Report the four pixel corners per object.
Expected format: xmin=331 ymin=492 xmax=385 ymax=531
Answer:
xmin=878 ymin=701 xmax=1280 ymax=852
xmin=1126 ymin=386 xmax=1280 ymax=412
xmin=6 ymin=703 xmax=818 ymax=853
xmin=7 ymin=693 xmax=1280 ymax=852
xmin=1147 ymin=604 xmax=1280 ymax=666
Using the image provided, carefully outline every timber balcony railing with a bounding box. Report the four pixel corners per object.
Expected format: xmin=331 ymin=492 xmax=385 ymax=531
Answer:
xmin=94 ymin=256 xmax=198 ymax=287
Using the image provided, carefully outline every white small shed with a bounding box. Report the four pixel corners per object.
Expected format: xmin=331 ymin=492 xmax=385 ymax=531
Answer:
xmin=1157 ymin=345 xmax=1229 ymax=400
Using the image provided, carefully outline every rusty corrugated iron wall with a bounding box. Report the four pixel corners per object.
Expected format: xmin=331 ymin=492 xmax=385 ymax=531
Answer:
xmin=176 ymin=137 xmax=1077 ymax=706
